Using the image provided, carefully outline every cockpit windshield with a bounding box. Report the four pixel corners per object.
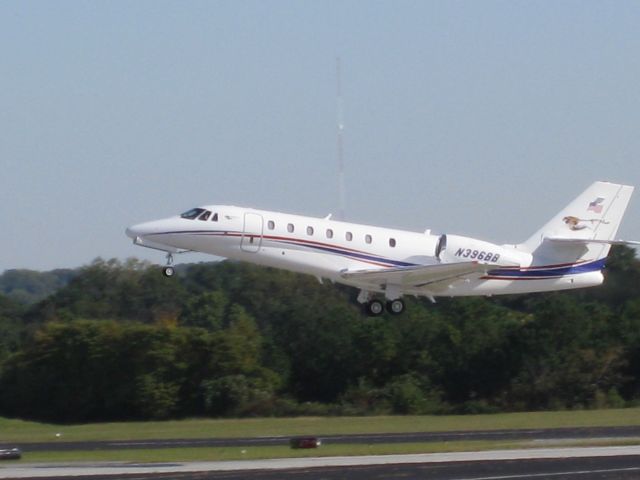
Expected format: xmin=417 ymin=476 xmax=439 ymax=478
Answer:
xmin=180 ymin=208 xmax=205 ymax=220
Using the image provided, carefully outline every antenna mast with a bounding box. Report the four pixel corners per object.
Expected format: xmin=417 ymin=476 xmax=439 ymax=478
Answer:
xmin=336 ymin=57 xmax=346 ymax=220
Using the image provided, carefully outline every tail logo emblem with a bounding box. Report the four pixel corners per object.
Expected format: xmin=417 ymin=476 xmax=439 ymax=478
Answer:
xmin=563 ymin=215 xmax=610 ymax=231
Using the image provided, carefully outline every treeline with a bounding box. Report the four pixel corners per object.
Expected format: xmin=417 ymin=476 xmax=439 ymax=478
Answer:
xmin=1 ymin=248 xmax=640 ymax=422
xmin=0 ymin=268 xmax=75 ymax=305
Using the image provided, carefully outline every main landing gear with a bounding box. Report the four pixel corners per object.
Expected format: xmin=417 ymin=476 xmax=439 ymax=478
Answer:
xmin=386 ymin=299 xmax=405 ymax=315
xmin=358 ymin=290 xmax=405 ymax=316
xmin=162 ymin=253 xmax=175 ymax=277
xmin=363 ymin=298 xmax=405 ymax=316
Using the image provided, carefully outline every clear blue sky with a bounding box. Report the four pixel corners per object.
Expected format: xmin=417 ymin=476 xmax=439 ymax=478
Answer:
xmin=2 ymin=1 xmax=640 ymax=272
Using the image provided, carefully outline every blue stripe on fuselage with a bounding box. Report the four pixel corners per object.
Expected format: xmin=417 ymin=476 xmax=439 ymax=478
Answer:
xmin=275 ymin=239 xmax=416 ymax=268
xmin=486 ymin=258 xmax=606 ymax=279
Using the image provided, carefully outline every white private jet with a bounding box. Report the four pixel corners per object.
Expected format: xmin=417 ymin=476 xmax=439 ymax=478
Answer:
xmin=126 ymin=181 xmax=639 ymax=315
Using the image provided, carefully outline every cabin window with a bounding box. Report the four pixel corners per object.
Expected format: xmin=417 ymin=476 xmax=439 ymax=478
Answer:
xmin=365 ymin=234 xmax=372 ymax=244
xmin=268 ymin=220 xmax=275 ymax=230
xmin=307 ymin=226 xmax=314 ymax=236
xmin=212 ymin=213 xmax=218 ymax=222
xmin=287 ymin=223 xmax=295 ymax=233
xmin=198 ymin=210 xmax=211 ymax=221
xmin=180 ymin=208 xmax=204 ymax=220
xmin=346 ymin=232 xmax=353 ymax=241
xmin=326 ymin=229 xmax=334 ymax=239
xmin=389 ymin=238 xmax=396 ymax=247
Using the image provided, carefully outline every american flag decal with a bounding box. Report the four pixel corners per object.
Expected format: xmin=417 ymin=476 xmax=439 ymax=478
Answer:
xmin=587 ymin=197 xmax=605 ymax=213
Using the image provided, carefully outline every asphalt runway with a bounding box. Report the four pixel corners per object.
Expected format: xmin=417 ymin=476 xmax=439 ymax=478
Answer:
xmin=2 ymin=447 xmax=640 ymax=479
xmin=192 ymin=457 xmax=640 ymax=480
xmin=5 ymin=425 xmax=640 ymax=452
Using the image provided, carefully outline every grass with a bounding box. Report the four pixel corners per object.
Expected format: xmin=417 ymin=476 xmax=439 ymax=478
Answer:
xmin=1 ymin=408 xmax=640 ymax=444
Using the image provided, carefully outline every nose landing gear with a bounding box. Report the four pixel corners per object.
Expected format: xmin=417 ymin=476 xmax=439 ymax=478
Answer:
xmin=162 ymin=266 xmax=175 ymax=277
xmin=162 ymin=253 xmax=175 ymax=277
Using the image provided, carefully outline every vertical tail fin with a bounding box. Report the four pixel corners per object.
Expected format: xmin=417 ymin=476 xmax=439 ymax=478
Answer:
xmin=520 ymin=181 xmax=635 ymax=264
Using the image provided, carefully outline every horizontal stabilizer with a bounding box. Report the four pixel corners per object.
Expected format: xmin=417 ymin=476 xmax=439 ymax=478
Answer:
xmin=546 ymin=237 xmax=640 ymax=246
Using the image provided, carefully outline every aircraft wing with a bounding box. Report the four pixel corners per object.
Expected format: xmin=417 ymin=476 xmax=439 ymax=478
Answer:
xmin=340 ymin=261 xmax=493 ymax=289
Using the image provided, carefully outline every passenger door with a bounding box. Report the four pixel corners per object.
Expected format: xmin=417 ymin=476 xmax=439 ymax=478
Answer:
xmin=241 ymin=212 xmax=263 ymax=253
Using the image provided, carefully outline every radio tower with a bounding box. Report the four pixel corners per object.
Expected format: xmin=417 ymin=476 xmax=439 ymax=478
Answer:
xmin=336 ymin=57 xmax=346 ymax=221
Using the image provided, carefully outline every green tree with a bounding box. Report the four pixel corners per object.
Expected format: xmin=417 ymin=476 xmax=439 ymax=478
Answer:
xmin=0 ymin=268 xmax=74 ymax=304
xmin=28 ymin=258 xmax=187 ymax=324
xmin=180 ymin=290 xmax=228 ymax=330
xmin=200 ymin=305 xmax=280 ymax=416
xmin=0 ymin=320 xmax=196 ymax=421
xmin=508 ymin=295 xmax=624 ymax=409
xmin=3 ymin=252 xmax=640 ymax=419
xmin=201 ymin=374 xmax=275 ymax=416
xmin=0 ymin=294 xmax=24 ymax=362
xmin=423 ymin=298 xmax=524 ymax=407
xmin=385 ymin=374 xmax=439 ymax=414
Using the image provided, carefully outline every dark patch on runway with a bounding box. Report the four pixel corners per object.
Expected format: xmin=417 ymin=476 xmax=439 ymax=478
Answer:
xmin=5 ymin=425 xmax=640 ymax=452
xmin=10 ymin=456 xmax=640 ymax=480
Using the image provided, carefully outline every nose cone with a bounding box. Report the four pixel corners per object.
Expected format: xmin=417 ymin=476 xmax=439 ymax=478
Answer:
xmin=125 ymin=218 xmax=182 ymax=253
xmin=125 ymin=219 xmax=167 ymax=239
xmin=125 ymin=222 xmax=152 ymax=240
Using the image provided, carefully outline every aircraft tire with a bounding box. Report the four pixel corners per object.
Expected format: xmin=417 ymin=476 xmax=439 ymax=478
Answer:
xmin=162 ymin=266 xmax=175 ymax=277
xmin=386 ymin=299 xmax=405 ymax=315
xmin=366 ymin=300 xmax=385 ymax=316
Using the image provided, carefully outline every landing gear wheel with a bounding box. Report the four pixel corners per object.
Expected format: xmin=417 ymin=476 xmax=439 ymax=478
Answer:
xmin=162 ymin=266 xmax=175 ymax=277
xmin=366 ymin=299 xmax=385 ymax=316
xmin=386 ymin=299 xmax=405 ymax=315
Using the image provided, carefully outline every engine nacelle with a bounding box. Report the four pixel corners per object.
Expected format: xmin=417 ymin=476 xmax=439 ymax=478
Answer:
xmin=439 ymin=234 xmax=531 ymax=267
